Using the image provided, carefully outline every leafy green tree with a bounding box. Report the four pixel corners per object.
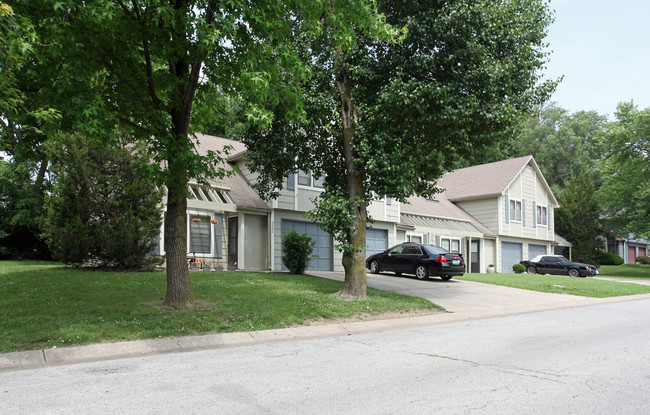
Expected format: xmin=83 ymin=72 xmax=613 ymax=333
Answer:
xmin=43 ymin=134 xmax=163 ymax=269
xmin=598 ymin=102 xmax=650 ymax=239
xmin=555 ymin=172 xmax=601 ymax=263
xmin=0 ymin=158 xmax=50 ymax=259
xmin=244 ymin=0 xmax=556 ymax=298
xmin=504 ymin=103 xmax=607 ymax=195
xmin=12 ymin=0 xmax=325 ymax=309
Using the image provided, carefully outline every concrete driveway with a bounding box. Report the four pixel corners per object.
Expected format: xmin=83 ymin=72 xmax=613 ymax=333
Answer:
xmin=306 ymin=271 xmax=646 ymax=319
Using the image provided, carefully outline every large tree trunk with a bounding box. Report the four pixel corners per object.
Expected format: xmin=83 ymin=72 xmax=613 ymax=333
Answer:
xmin=336 ymin=53 xmax=367 ymax=300
xmin=163 ymin=153 xmax=195 ymax=310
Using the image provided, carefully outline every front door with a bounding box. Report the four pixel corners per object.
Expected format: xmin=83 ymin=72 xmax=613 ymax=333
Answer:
xmin=470 ymin=240 xmax=480 ymax=273
xmin=227 ymin=217 xmax=238 ymax=267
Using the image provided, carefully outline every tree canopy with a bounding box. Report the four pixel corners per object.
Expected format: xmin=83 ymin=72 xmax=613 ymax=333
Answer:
xmin=598 ymin=102 xmax=650 ymax=239
xmin=244 ymin=0 xmax=557 ymax=297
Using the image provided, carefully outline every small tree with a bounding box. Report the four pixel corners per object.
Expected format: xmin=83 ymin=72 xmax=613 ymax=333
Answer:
xmin=43 ymin=134 xmax=163 ymax=269
xmin=555 ymin=172 xmax=601 ymax=264
xmin=282 ymin=230 xmax=315 ymax=275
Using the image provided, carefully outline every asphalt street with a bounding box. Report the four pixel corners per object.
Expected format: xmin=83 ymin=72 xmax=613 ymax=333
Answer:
xmin=2 ymin=297 xmax=650 ymax=414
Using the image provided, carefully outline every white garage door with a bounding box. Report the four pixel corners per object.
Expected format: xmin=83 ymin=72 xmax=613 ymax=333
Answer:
xmin=366 ymin=229 xmax=388 ymax=258
xmin=528 ymin=244 xmax=547 ymax=260
xmin=281 ymin=220 xmax=333 ymax=271
xmin=502 ymin=242 xmax=523 ymax=273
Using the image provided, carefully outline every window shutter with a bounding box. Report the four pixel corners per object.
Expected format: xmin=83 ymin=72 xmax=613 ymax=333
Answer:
xmin=287 ymin=174 xmax=295 ymax=190
xmin=547 ymin=204 xmax=551 ymax=228
xmin=435 ymin=235 xmax=441 ymax=246
xmin=213 ymin=213 xmax=223 ymax=258
xmin=522 ymin=199 xmax=526 ymax=227
xmin=423 ymin=234 xmax=428 ymax=244
xmin=461 ymin=238 xmax=465 ymax=255
xmin=533 ymin=201 xmax=537 ymax=228
xmin=505 ymin=195 xmax=510 ymax=224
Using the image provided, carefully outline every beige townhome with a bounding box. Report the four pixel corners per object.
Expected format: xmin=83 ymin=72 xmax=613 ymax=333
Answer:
xmin=154 ymin=134 xmax=569 ymax=273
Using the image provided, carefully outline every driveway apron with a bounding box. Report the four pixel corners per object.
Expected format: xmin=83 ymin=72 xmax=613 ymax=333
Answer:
xmin=306 ymin=271 xmax=629 ymax=319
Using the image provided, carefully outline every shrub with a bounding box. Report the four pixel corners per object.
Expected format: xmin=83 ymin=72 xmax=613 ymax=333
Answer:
xmin=512 ymin=263 xmax=526 ymax=274
xmin=595 ymin=251 xmax=624 ymax=266
xmin=43 ymin=135 xmax=163 ymax=269
xmin=636 ymin=255 xmax=650 ymax=265
xmin=282 ymin=230 xmax=315 ymax=274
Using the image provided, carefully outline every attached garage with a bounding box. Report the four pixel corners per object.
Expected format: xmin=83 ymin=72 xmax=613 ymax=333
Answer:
xmin=366 ymin=228 xmax=388 ymax=258
xmin=281 ymin=220 xmax=333 ymax=271
xmin=502 ymin=242 xmax=523 ymax=273
xmin=528 ymin=244 xmax=547 ymax=260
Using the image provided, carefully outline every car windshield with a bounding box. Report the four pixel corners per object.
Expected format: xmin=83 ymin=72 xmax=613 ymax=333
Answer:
xmin=423 ymin=245 xmax=448 ymax=256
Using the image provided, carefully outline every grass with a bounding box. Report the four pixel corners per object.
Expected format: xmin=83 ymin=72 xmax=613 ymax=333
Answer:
xmin=456 ymin=272 xmax=650 ymax=298
xmin=598 ymin=264 xmax=650 ymax=279
xmin=0 ymin=261 xmax=441 ymax=353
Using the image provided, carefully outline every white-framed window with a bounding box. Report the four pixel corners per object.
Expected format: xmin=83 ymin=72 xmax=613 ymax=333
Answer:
xmin=297 ymin=170 xmax=325 ymax=189
xmin=537 ymin=205 xmax=548 ymax=226
xmin=407 ymin=234 xmax=422 ymax=243
xmin=297 ymin=170 xmax=312 ymax=186
xmin=189 ymin=213 xmax=211 ymax=254
xmin=440 ymin=237 xmax=461 ymax=253
xmin=510 ymin=199 xmax=522 ymax=222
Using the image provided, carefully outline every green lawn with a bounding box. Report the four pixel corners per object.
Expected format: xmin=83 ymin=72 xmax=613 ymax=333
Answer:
xmin=456 ymin=272 xmax=650 ymax=298
xmin=0 ymin=261 xmax=440 ymax=353
xmin=598 ymin=264 xmax=650 ymax=279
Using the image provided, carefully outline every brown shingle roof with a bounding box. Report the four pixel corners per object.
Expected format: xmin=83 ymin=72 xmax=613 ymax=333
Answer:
xmin=439 ymin=155 xmax=533 ymax=201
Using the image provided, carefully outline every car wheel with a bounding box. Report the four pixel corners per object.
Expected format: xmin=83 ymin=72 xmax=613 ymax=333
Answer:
xmin=369 ymin=260 xmax=380 ymax=274
xmin=526 ymin=266 xmax=537 ymax=274
xmin=568 ymin=268 xmax=580 ymax=278
xmin=415 ymin=265 xmax=429 ymax=280
xmin=440 ymin=275 xmax=453 ymax=281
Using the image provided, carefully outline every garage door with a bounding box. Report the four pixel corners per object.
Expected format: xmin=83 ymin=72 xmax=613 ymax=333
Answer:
xmin=528 ymin=244 xmax=547 ymax=260
xmin=502 ymin=242 xmax=523 ymax=273
xmin=366 ymin=229 xmax=388 ymax=258
xmin=281 ymin=220 xmax=333 ymax=271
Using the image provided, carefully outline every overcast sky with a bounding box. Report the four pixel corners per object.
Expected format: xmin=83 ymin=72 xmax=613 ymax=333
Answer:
xmin=542 ymin=0 xmax=650 ymax=118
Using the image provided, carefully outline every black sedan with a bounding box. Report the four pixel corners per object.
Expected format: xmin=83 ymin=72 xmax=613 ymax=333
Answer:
xmin=366 ymin=243 xmax=465 ymax=280
xmin=520 ymin=255 xmax=598 ymax=277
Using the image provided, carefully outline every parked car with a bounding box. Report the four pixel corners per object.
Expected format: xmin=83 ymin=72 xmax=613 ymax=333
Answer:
xmin=366 ymin=243 xmax=465 ymax=280
xmin=520 ymin=255 xmax=598 ymax=277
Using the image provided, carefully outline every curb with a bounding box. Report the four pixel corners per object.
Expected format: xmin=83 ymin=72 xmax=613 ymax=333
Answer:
xmin=3 ymin=292 xmax=650 ymax=373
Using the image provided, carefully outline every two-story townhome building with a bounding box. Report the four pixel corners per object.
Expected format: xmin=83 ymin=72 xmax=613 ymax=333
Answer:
xmin=437 ymin=156 xmax=563 ymax=272
xmin=154 ymin=134 xmax=569 ymax=273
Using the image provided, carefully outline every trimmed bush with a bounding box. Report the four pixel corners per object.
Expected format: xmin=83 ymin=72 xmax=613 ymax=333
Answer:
xmin=282 ymin=230 xmax=315 ymax=274
xmin=636 ymin=256 xmax=650 ymax=265
xmin=512 ymin=263 xmax=526 ymax=274
xmin=595 ymin=251 xmax=624 ymax=266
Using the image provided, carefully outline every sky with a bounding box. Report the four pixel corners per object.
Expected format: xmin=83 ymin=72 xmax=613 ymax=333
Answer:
xmin=543 ymin=0 xmax=650 ymax=118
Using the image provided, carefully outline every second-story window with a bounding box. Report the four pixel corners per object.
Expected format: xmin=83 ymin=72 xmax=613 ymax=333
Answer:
xmin=298 ymin=170 xmax=325 ymax=189
xmin=510 ymin=199 xmax=522 ymax=222
xmin=537 ymin=205 xmax=548 ymax=226
xmin=298 ymin=170 xmax=312 ymax=186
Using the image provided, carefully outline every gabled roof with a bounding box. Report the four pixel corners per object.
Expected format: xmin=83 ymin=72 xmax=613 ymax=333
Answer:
xmin=438 ymin=155 xmax=558 ymax=205
xmin=191 ymin=134 xmax=270 ymax=211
